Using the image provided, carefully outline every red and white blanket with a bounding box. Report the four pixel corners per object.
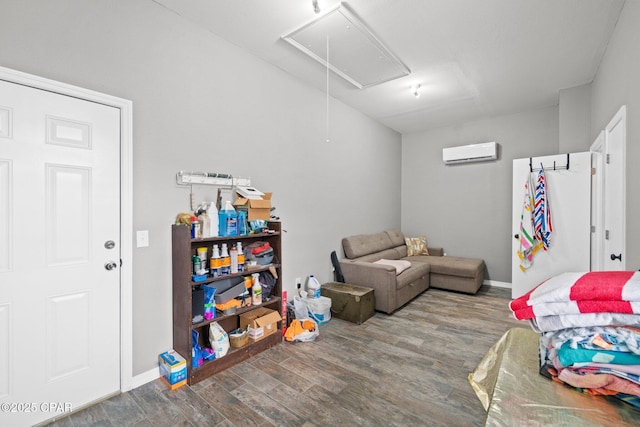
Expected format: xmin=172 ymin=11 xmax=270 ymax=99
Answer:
xmin=510 ymin=271 xmax=640 ymax=321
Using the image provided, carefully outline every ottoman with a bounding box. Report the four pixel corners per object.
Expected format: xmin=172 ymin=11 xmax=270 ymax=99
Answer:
xmin=425 ymin=256 xmax=485 ymax=294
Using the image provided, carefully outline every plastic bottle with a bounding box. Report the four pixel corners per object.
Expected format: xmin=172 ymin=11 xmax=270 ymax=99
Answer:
xmin=197 ymin=247 xmax=208 ymax=272
xmin=252 ymin=273 xmax=262 ymax=305
xmin=230 ymin=246 xmax=238 ymax=274
xmin=198 ymin=205 xmax=211 ymax=238
xmin=192 ymin=255 xmax=201 ymax=275
xmin=236 ymin=242 xmax=245 ymax=272
xmin=209 ymin=202 xmax=219 ymax=237
xmin=220 ymin=243 xmax=231 ymax=276
xmin=210 ymin=244 xmax=222 ymax=277
xmin=191 ymin=220 xmax=201 ymax=239
xmin=238 ymin=210 xmax=248 ymax=236
xmin=307 ymin=274 xmax=321 ymax=299
xmin=218 ymin=201 xmax=238 ymax=237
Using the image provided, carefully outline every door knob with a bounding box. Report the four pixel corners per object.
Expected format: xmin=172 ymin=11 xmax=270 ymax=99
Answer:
xmin=610 ymin=253 xmax=622 ymax=262
xmin=105 ymin=261 xmax=118 ymax=271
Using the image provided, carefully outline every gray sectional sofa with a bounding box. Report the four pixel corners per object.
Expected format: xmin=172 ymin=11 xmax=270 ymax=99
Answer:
xmin=338 ymin=230 xmax=485 ymax=314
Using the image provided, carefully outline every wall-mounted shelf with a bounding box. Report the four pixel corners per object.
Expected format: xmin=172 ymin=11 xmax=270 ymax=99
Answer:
xmin=176 ymin=171 xmax=251 ymax=187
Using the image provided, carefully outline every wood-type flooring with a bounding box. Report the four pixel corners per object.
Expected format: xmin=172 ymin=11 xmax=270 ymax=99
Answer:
xmin=44 ymin=285 xmax=524 ymax=427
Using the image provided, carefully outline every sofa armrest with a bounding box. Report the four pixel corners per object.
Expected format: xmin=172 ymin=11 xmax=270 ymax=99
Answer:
xmin=338 ymin=260 xmax=397 ymax=314
xmin=427 ymin=246 xmax=444 ymax=256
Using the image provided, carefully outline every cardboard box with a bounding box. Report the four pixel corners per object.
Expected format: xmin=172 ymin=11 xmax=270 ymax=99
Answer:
xmin=239 ymin=307 xmax=282 ymax=341
xmin=158 ymin=350 xmax=187 ymax=390
xmin=234 ymin=192 xmax=272 ymax=221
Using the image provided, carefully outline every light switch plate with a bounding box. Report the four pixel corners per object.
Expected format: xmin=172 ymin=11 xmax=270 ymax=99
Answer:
xmin=136 ymin=230 xmax=149 ymax=248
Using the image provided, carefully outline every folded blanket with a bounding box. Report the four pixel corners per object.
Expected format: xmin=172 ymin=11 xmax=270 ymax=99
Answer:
xmin=570 ymin=365 xmax=640 ymax=386
xmin=514 ymin=300 xmax=640 ymax=320
xmin=571 ymin=362 xmax=640 ymax=376
xmin=529 ymin=312 xmax=640 ymax=333
xmin=557 ymin=341 xmax=640 ymax=367
xmin=558 ymin=369 xmax=640 ymax=397
xmin=541 ymin=326 xmax=640 ymax=355
xmin=510 ymin=271 xmax=640 ymax=319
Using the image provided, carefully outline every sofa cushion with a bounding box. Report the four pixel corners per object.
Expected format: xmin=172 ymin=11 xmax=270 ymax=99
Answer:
xmin=385 ymin=230 xmax=406 ymax=246
xmin=410 ymin=255 xmax=484 ymax=278
xmin=405 ymin=236 xmax=430 ymax=256
xmin=343 ymin=232 xmax=393 ymax=259
xmin=373 ymin=259 xmax=412 ymax=275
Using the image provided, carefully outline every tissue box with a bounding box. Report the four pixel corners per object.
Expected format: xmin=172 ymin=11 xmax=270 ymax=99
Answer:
xmin=158 ymin=350 xmax=187 ymax=390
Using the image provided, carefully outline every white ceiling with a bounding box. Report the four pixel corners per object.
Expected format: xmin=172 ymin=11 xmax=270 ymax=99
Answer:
xmin=152 ymin=0 xmax=625 ymax=134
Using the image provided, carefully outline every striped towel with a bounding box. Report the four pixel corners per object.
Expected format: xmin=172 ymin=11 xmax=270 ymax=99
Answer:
xmin=534 ymin=168 xmax=553 ymax=250
xmin=510 ymin=271 xmax=640 ymax=321
xmin=517 ymin=173 xmax=541 ymax=271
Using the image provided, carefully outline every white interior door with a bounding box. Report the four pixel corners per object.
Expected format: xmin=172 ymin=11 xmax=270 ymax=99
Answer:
xmin=0 ymin=79 xmax=121 ymax=426
xmin=511 ymin=152 xmax=591 ymax=298
xmin=590 ymin=131 xmax=604 ymax=271
xmin=603 ymin=106 xmax=626 ymax=270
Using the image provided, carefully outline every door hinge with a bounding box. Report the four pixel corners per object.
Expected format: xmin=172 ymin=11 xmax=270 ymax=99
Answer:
xmin=591 ymin=167 xmax=596 ymax=175
xmin=591 ymin=225 xmax=596 ymax=233
xmin=605 ymin=230 xmax=610 ymax=240
xmin=606 ymin=153 xmax=611 ymax=164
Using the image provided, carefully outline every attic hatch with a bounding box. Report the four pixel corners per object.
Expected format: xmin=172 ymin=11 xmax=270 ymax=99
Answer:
xmin=281 ymin=2 xmax=410 ymax=89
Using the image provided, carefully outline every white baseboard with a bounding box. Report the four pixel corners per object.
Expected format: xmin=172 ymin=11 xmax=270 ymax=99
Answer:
xmin=483 ymin=280 xmax=511 ymax=289
xmin=130 ymin=367 xmax=160 ymax=390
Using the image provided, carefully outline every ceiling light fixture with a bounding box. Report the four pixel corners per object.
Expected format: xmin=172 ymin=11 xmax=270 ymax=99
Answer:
xmin=312 ymin=0 xmax=321 ymax=14
xmin=411 ymin=84 xmax=421 ymax=98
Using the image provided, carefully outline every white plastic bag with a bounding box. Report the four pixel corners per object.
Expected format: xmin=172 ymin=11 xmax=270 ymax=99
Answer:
xmin=293 ymin=296 xmax=308 ymax=320
xmin=285 ymin=318 xmax=319 ymax=343
xmin=209 ymin=322 xmax=229 ymax=358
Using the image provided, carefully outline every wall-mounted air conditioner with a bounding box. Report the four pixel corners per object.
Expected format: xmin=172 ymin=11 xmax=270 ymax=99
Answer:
xmin=442 ymin=141 xmax=498 ymax=165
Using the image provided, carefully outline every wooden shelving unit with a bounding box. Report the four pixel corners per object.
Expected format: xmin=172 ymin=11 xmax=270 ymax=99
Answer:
xmin=171 ymin=222 xmax=283 ymax=385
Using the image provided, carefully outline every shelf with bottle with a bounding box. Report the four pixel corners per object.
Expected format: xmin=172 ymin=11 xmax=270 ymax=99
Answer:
xmin=189 ymin=229 xmax=280 ymax=243
xmin=190 ymin=295 xmax=281 ymax=329
xmin=190 ymin=264 xmax=279 ymax=287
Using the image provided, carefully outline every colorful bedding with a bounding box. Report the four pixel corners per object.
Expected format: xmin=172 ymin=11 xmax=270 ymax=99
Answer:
xmin=510 ymin=271 xmax=640 ymax=320
xmin=512 ymin=271 xmax=640 ymax=408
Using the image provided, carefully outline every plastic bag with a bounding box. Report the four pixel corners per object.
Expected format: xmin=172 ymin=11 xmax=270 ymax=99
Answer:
xmin=191 ymin=330 xmax=203 ymax=368
xmin=209 ymin=322 xmax=229 ymax=358
xmin=293 ymin=296 xmax=308 ymax=320
xmin=284 ymin=318 xmax=319 ymax=343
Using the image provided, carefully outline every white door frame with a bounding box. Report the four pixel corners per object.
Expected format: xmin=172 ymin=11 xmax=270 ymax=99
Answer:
xmin=590 ymin=131 xmax=604 ymax=271
xmin=603 ymin=105 xmax=627 ymax=270
xmin=0 ymin=66 xmax=134 ymax=392
xmin=590 ymin=106 xmax=627 ymax=271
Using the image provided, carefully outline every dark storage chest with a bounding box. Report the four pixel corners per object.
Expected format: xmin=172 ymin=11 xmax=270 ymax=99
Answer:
xmin=320 ymin=282 xmax=375 ymax=324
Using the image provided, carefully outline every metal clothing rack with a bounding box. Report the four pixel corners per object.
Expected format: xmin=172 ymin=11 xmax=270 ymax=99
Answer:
xmin=176 ymin=171 xmax=251 ymax=188
xmin=529 ymin=153 xmax=570 ymax=172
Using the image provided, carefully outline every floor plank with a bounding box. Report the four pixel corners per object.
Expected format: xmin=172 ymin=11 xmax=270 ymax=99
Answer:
xmin=45 ymin=286 xmax=524 ymax=427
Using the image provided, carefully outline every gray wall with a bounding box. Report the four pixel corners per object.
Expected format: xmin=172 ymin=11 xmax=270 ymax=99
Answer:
xmin=590 ymin=0 xmax=640 ymax=271
xmin=401 ymin=106 xmax=559 ymax=283
xmin=559 ymin=83 xmax=592 ymax=153
xmin=0 ymin=0 xmax=401 ymax=376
